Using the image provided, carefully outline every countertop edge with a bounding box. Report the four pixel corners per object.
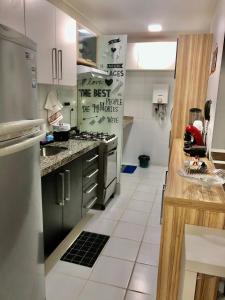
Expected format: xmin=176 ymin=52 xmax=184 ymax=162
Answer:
xmin=41 ymin=142 xmax=99 ymax=177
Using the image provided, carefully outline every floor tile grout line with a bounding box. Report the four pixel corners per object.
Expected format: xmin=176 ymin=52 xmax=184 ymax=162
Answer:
xmin=122 ymin=173 xmax=160 ymax=299
xmin=46 ymin=167 xmax=164 ymax=299
xmin=79 ymin=171 xmax=160 ymax=298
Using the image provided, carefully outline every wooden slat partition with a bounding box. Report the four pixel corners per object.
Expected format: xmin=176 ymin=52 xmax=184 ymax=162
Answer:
xmin=171 ymin=34 xmax=213 ymax=142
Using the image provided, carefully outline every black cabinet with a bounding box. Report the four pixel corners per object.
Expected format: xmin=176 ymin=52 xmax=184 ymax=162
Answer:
xmin=42 ymin=171 xmax=62 ymax=257
xmin=62 ymin=159 xmax=82 ymax=235
xmin=41 ymin=158 xmax=82 ymax=257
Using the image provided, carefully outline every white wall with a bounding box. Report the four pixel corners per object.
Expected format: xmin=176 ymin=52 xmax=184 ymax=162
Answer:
xmin=38 ymin=84 xmax=77 ymax=131
xmin=123 ymin=70 xmax=174 ymax=167
xmin=206 ymin=0 xmax=225 ymax=151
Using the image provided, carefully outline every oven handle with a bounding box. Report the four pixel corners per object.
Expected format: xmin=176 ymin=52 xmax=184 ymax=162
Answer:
xmin=107 ymin=148 xmax=117 ymax=156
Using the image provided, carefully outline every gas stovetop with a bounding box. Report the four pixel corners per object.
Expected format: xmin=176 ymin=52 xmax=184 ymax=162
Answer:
xmin=71 ymin=131 xmax=116 ymax=143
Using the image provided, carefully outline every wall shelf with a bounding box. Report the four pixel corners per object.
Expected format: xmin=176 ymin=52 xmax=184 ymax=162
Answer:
xmin=77 ymin=58 xmax=96 ymax=68
xmin=123 ymin=116 xmax=134 ymax=128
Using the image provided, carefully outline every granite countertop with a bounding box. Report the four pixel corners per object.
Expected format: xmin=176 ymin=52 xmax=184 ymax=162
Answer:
xmin=40 ymin=139 xmax=100 ymax=177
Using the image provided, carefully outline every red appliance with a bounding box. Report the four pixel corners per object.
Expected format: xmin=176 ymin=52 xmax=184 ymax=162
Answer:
xmin=184 ymin=125 xmax=206 ymax=157
xmin=185 ymin=125 xmax=204 ymax=146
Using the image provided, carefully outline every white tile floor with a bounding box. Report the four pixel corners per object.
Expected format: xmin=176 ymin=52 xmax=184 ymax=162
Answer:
xmin=46 ymin=165 xmax=167 ymax=300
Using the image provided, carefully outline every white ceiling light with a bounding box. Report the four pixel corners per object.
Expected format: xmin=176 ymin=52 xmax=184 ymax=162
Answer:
xmin=148 ymin=24 xmax=162 ymax=32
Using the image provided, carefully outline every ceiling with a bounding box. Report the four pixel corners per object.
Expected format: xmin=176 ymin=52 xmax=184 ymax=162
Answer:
xmin=66 ymin=0 xmax=217 ymax=40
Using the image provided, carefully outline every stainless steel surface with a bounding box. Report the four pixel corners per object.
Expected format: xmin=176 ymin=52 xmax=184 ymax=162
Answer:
xmin=0 ymin=24 xmax=38 ymax=123
xmin=71 ymin=131 xmax=116 ymax=143
xmin=0 ymin=24 xmax=36 ymax=50
xmin=40 ymin=146 xmax=68 ymax=157
xmin=85 ymin=196 xmax=98 ymax=209
xmin=0 ymin=146 xmax=45 ymax=300
xmin=73 ymin=131 xmax=118 ymax=208
xmin=0 ymin=25 xmax=45 ymax=299
xmin=77 ymin=65 xmax=108 ymax=79
xmin=86 ymin=154 xmax=99 ymax=163
xmin=104 ymin=178 xmax=117 ymax=205
xmin=86 ymin=169 xmax=99 ymax=179
xmin=0 ymin=130 xmax=45 ymax=157
xmin=0 ymin=119 xmax=43 ymax=137
xmin=105 ymin=148 xmax=117 ymax=187
xmin=57 ymin=173 xmax=65 ymax=206
xmin=64 ymin=170 xmax=71 ymax=202
xmin=85 ymin=183 xmax=98 ymax=194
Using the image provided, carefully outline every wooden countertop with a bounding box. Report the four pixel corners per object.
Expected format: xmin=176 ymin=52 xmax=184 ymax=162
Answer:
xmin=165 ymin=139 xmax=225 ymax=212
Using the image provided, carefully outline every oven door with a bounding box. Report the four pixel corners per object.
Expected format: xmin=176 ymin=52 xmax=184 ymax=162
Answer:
xmin=105 ymin=147 xmax=117 ymax=187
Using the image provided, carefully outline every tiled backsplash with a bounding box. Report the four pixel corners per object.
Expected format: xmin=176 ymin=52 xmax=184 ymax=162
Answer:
xmin=38 ymin=84 xmax=77 ymax=132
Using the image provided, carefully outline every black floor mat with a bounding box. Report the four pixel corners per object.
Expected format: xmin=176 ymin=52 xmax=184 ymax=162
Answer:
xmin=61 ymin=231 xmax=110 ymax=268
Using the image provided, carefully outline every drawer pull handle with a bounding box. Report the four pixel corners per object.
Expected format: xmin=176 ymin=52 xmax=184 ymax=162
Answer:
xmin=86 ymin=169 xmax=99 ymax=179
xmin=160 ymin=184 xmax=166 ymax=224
xmin=85 ymin=183 xmax=98 ymax=194
xmin=85 ymin=197 xmax=98 ymax=209
xmin=86 ymin=154 xmax=99 ymax=163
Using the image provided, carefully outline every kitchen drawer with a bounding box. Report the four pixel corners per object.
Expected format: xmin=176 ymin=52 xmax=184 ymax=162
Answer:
xmin=83 ymin=181 xmax=98 ymax=206
xmin=83 ymin=166 xmax=99 ymax=189
xmin=82 ymin=195 xmax=98 ymax=212
xmin=82 ymin=148 xmax=99 ymax=172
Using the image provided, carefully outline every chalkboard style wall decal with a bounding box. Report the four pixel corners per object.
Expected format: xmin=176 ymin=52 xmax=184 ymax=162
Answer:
xmin=77 ymin=35 xmax=127 ymax=180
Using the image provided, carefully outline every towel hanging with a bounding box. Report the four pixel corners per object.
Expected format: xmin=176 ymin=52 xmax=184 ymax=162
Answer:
xmin=45 ymin=90 xmax=63 ymax=125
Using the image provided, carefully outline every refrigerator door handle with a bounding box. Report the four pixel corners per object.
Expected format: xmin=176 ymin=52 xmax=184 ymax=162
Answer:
xmin=0 ymin=131 xmax=45 ymax=157
xmin=64 ymin=170 xmax=71 ymax=202
xmin=0 ymin=119 xmax=44 ymax=137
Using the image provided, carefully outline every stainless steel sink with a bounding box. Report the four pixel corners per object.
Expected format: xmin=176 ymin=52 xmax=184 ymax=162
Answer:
xmin=40 ymin=146 xmax=68 ymax=157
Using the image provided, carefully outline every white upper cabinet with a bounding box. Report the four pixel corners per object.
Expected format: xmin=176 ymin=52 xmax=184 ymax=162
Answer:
xmin=25 ymin=0 xmax=56 ymax=85
xmin=126 ymin=42 xmax=177 ymax=70
xmin=55 ymin=8 xmax=77 ymax=86
xmin=25 ymin=0 xmax=77 ymax=86
xmin=0 ymin=0 xmax=25 ymax=34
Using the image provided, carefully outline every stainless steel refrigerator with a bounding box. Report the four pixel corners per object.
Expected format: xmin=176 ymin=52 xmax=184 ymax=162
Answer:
xmin=0 ymin=25 xmax=45 ymax=299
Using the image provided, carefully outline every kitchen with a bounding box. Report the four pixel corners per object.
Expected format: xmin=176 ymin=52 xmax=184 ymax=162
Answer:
xmin=1 ymin=1 xmax=225 ymax=300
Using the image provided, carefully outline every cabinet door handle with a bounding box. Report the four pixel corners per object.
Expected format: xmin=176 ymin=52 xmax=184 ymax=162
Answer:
xmin=86 ymin=154 xmax=99 ymax=163
xmin=84 ymin=197 xmax=98 ymax=209
xmin=64 ymin=170 xmax=70 ymax=202
xmin=57 ymin=173 xmax=64 ymax=206
xmin=85 ymin=183 xmax=98 ymax=194
xmin=86 ymin=169 xmax=99 ymax=179
xmin=160 ymin=184 xmax=166 ymax=224
xmin=165 ymin=171 xmax=168 ymax=185
xmin=58 ymin=49 xmax=63 ymax=80
xmin=52 ymin=48 xmax=57 ymax=79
